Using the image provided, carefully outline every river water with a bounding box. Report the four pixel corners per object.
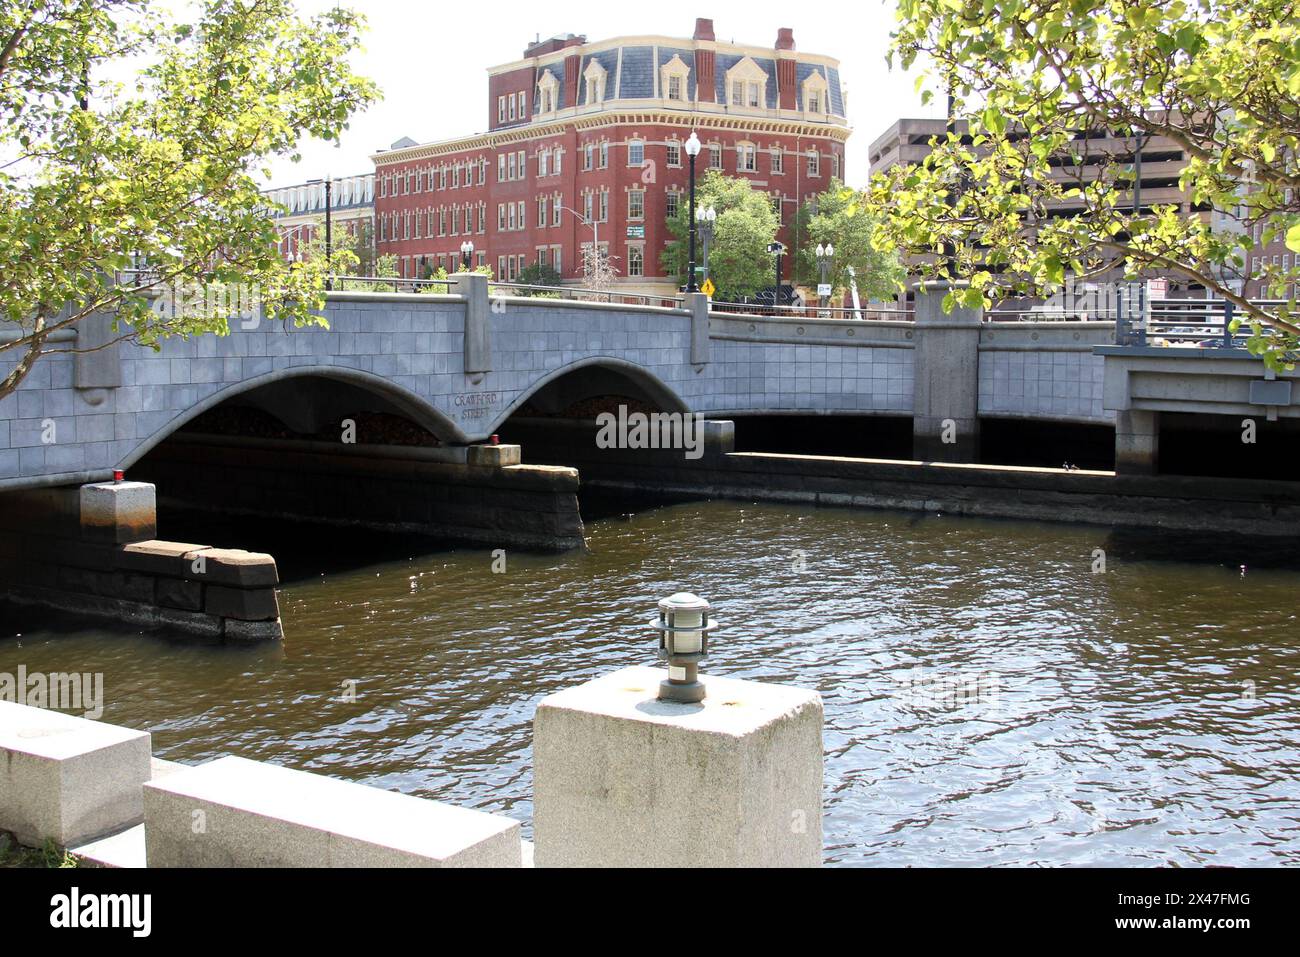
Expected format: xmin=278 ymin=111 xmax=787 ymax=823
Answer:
xmin=3 ymin=498 xmax=1298 ymax=866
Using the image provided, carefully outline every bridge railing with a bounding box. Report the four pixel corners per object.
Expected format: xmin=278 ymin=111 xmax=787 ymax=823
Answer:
xmin=333 ymin=276 xmax=455 ymax=295
xmin=983 ymin=307 xmax=1119 ymax=322
xmin=486 ymin=282 xmax=686 ymax=309
xmin=709 ymin=301 xmax=914 ymax=321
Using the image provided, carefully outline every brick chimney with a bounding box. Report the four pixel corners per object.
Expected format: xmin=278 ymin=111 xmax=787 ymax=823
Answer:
xmin=694 ymin=18 xmax=717 ymax=103
xmin=775 ymin=27 xmax=797 ymax=110
xmin=564 ymin=49 xmax=581 ymax=108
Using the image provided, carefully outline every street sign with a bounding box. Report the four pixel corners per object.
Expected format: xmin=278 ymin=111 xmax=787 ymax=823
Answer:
xmin=626 ymin=225 xmax=645 ymax=239
xmin=817 ymin=283 xmax=832 ymax=297
xmin=701 ymin=278 xmax=716 ymax=298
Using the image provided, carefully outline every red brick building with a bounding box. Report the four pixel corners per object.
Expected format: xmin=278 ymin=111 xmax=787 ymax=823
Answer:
xmin=371 ymin=18 xmax=850 ymax=297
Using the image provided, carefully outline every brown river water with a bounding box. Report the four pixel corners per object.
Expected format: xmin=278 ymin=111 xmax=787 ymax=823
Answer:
xmin=2 ymin=496 xmax=1298 ymax=866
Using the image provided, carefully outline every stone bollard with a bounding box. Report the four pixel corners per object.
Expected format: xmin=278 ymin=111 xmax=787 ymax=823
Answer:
xmin=80 ymin=480 xmax=157 ymax=544
xmin=532 ymin=594 xmax=824 ymax=867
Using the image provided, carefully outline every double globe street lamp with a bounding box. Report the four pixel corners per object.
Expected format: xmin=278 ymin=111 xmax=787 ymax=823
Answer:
xmin=816 ymin=242 xmax=836 ymax=313
xmin=459 ymin=240 xmax=475 ymax=272
xmin=697 ymin=205 xmax=717 ymax=286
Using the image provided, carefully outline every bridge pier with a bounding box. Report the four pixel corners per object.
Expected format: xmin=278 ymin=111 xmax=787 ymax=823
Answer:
xmin=0 ymin=481 xmax=282 ymax=642
xmin=1114 ymin=409 xmax=1160 ymax=475
xmin=911 ymin=283 xmax=982 ymax=463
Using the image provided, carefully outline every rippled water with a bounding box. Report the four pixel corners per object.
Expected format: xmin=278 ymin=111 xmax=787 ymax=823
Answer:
xmin=3 ymin=499 xmax=1299 ymax=866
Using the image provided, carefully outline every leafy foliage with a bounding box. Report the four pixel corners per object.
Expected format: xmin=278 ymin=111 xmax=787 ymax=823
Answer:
xmin=793 ymin=180 xmax=906 ymax=300
xmin=0 ymin=0 xmax=379 ymax=398
xmin=662 ymin=170 xmax=781 ymax=300
xmin=874 ymin=0 xmax=1300 ymax=369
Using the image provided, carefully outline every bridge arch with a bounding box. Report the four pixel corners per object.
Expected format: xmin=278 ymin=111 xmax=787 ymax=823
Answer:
xmin=483 ymin=356 xmax=690 ymax=436
xmin=121 ymin=366 xmax=469 ymax=468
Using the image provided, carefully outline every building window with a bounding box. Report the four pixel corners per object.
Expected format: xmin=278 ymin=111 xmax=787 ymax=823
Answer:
xmin=738 ymin=143 xmax=757 ymax=172
xmin=379 ymin=175 xmax=388 ymax=198
xmin=538 ymin=196 xmax=548 ymax=228
xmin=497 ymin=204 xmax=506 ymax=231
xmin=413 ymin=212 xmax=422 ymax=239
xmin=666 ymin=142 xmax=681 ymax=167
xmin=599 ymin=142 xmax=609 ymax=169
xmin=748 ymin=82 xmax=761 ymax=108
xmin=508 ymin=203 xmax=516 ymax=230
xmin=832 ymin=152 xmax=841 ymax=179
xmin=517 ymin=200 xmax=525 ymax=228
xmin=807 ymin=150 xmax=821 ymax=176
xmin=666 ymin=191 xmax=680 ymax=219
xmin=552 ymin=246 xmax=562 ymax=275
xmin=478 ymin=159 xmax=487 ymax=185
xmin=771 ymin=149 xmax=784 ymax=174
xmin=517 ymin=91 xmax=526 ymax=119
xmin=508 ymin=95 xmax=516 ymax=121
xmin=599 ymin=189 xmax=608 ymax=222
xmin=809 ymin=92 xmax=821 ymax=114
xmin=628 ymin=245 xmax=644 ymax=277
xmin=552 ymin=197 xmax=562 ymax=227
xmin=439 ymin=210 xmax=447 ymax=236
xmin=498 ymin=154 xmax=506 ymax=181
xmin=539 ymin=149 xmax=549 ymax=178
xmin=583 ymin=143 xmax=593 ymax=170
xmin=517 ymin=150 xmax=526 ymax=178
xmin=709 ymin=144 xmax=722 ymax=169
xmin=668 ymin=75 xmax=683 ymax=100
xmin=553 ymin=149 xmax=561 ymax=175
xmin=497 ymin=255 xmax=506 ymax=278
xmin=628 ymin=189 xmax=644 ymax=220
xmin=498 ymin=96 xmax=506 ymax=123
xmin=508 ymin=153 xmax=516 ymax=180
xmin=583 ymin=192 xmax=593 ymax=221
xmin=628 ymin=139 xmax=644 ymax=167
xmin=731 ymin=80 xmax=744 ymax=106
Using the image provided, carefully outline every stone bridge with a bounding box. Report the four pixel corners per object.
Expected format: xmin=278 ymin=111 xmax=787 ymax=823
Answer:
xmin=1 ymin=274 xmax=1121 ymax=491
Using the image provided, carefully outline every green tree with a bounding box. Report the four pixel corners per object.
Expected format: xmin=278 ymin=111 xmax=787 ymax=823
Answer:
xmin=793 ymin=180 xmax=906 ymax=300
xmin=662 ymin=170 xmax=780 ymax=300
xmin=515 ymin=262 xmax=563 ymax=291
xmin=875 ymin=0 xmax=1300 ymax=369
xmin=0 ymin=0 xmax=379 ymax=399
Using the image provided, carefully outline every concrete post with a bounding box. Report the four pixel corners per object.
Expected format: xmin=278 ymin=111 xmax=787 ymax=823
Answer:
xmin=79 ymin=480 xmax=157 ymax=544
xmin=449 ymin=272 xmax=492 ymax=374
xmin=533 ymin=664 xmax=824 ymax=867
xmin=912 ymin=283 xmax=982 ymax=463
xmin=1115 ymin=409 xmax=1159 ymax=474
xmin=686 ymin=291 xmax=710 ymax=365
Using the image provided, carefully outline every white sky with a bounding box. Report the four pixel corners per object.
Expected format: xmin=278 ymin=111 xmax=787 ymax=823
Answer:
xmin=262 ymin=0 xmax=943 ymax=190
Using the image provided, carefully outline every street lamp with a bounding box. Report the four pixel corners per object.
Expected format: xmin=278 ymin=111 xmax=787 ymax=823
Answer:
xmin=697 ymin=206 xmax=717 ymax=285
xmin=556 ymin=204 xmax=599 ymax=279
xmin=459 ymin=240 xmax=475 ymax=272
xmin=652 ymin=592 xmax=718 ymax=704
xmin=767 ymin=240 xmax=786 ymax=308
xmin=684 ymin=131 xmax=702 ymax=292
xmin=816 ymin=242 xmax=835 ymax=313
xmin=306 ymin=177 xmax=335 ymax=291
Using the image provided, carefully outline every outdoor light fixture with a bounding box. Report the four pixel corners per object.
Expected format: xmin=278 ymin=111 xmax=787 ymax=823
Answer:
xmin=652 ymin=592 xmax=717 ymax=703
xmin=460 ymin=240 xmax=475 ymax=271
xmin=684 ymin=131 xmax=703 ymax=293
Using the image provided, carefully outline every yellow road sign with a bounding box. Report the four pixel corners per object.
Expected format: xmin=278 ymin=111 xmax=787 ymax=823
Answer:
xmin=701 ymin=277 xmax=715 ymax=298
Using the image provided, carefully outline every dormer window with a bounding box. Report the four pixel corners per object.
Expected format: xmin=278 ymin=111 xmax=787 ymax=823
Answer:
xmin=725 ymin=56 xmax=769 ymax=112
xmin=660 ymin=54 xmax=691 ymax=102
xmin=537 ymin=71 xmax=559 ymax=115
xmin=584 ymin=58 xmax=608 ymax=106
xmin=802 ymin=70 xmax=831 ymax=116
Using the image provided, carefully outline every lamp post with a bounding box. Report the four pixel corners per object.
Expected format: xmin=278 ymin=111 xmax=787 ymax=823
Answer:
xmin=306 ymin=177 xmax=335 ymax=290
xmin=557 ymin=204 xmax=599 ymax=279
xmin=459 ymin=240 xmax=475 ymax=272
xmin=652 ymin=592 xmax=718 ymax=704
xmin=816 ymin=242 xmax=835 ymax=314
xmin=684 ymin=131 xmax=702 ymax=292
xmin=767 ymin=241 xmax=786 ymax=308
xmin=697 ymin=205 xmax=717 ymax=285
